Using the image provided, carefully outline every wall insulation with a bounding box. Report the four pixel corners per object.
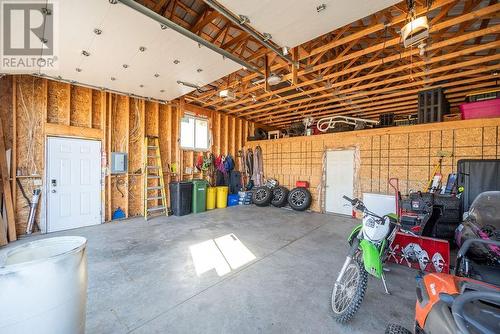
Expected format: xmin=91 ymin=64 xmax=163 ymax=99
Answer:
xmin=0 ymin=75 xmax=259 ymax=235
xmin=246 ymin=118 xmax=500 ymax=212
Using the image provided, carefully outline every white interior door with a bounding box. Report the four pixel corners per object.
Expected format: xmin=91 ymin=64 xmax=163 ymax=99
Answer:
xmin=325 ymin=150 xmax=354 ymax=215
xmin=47 ymin=137 xmax=101 ymax=232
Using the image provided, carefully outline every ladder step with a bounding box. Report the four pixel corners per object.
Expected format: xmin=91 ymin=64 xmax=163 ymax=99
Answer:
xmin=147 ymin=206 xmax=166 ymax=212
xmin=146 ymin=166 xmax=160 ymax=169
xmin=147 ymin=175 xmax=161 ymax=179
xmin=147 ymin=196 xmax=164 ymax=201
xmin=147 ymin=146 xmax=158 ymax=149
xmin=147 ymin=186 xmax=163 ymax=190
xmin=147 ymin=155 xmax=160 ymax=158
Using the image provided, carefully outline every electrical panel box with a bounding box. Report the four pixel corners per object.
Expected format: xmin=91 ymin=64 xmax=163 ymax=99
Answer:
xmin=111 ymin=152 xmax=128 ymax=174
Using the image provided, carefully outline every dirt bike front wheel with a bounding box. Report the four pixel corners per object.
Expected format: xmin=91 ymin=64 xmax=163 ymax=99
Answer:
xmin=331 ymin=260 xmax=368 ymax=323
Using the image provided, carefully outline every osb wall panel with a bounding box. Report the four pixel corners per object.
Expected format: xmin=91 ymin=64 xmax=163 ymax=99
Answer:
xmin=247 ymin=119 xmax=500 ymax=212
xmin=0 ymin=75 xmax=261 ymax=235
xmin=16 ymin=76 xmax=45 ymax=176
xmin=0 ymin=76 xmax=13 ymax=148
xmin=92 ymin=90 xmax=103 ymax=129
xmin=159 ymin=104 xmax=173 ymax=203
xmin=15 ymin=76 xmax=46 ymax=234
xmin=70 ymin=86 xmax=92 ymax=128
xmin=0 ymin=76 xmax=255 ymax=234
xmin=145 ymin=101 xmax=159 ymax=137
xmin=47 ymin=81 xmax=70 ymax=125
xmin=110 ymin=95 xmax=129 ymax=216
xmin=128 ymin=98 xmax=145 ymax=217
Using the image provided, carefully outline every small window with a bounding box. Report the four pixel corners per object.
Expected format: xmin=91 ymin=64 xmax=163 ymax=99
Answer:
xmin=180 ymin=115 xmax=210 ymax=151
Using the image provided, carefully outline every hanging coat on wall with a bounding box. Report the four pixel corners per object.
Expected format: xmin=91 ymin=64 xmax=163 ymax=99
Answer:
xmin=215 ymin=155 xmax=228 ymax=186
xmin=252 ymin=146 xmax=264 ymax=187
xmin=246 ymin=148 xmax=254 ymax=177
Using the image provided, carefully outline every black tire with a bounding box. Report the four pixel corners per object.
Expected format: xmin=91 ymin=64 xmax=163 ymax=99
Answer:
xmin=287 ymin=187 xmax=312 ymax=211
xmin=252 ymin=187 xmax=273 ymax=207
xmin=331 ymin=260 xmax=368 ymax=324
xmin=271 ymin=186 xmax=289 ymax=207
xmin=385 ymin=324 xmax=412 ymax=334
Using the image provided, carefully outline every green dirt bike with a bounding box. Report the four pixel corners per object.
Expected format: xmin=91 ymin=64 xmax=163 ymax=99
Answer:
xmin=331 ymin=195 xmax=400 ymax=323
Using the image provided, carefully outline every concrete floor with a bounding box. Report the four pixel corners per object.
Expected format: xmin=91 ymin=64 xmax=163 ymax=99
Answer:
xmin=15 ymin=206 xmax=418 ymax=333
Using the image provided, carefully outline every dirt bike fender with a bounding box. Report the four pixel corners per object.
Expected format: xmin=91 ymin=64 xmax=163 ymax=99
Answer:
xmin=360 ymin=239 xmax=382 ymax=278
xmin=348 ymin=224 xmax=363 ymax=245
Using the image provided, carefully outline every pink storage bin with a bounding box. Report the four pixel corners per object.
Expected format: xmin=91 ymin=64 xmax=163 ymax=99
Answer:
xmin=459 ymin=99 xmax=500 ymax=120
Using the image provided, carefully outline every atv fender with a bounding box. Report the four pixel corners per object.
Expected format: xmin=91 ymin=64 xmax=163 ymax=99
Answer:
xmin=360 ymin=239 xmax=382 ymax=278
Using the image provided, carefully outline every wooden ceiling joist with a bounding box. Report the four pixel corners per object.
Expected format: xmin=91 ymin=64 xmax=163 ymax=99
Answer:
xmin=138 ymin=0 xmax=499 ymax=126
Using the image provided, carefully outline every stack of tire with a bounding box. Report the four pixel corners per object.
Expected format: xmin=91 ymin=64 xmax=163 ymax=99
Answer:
xmin=252 ymin=185 xmax=311 ymax=211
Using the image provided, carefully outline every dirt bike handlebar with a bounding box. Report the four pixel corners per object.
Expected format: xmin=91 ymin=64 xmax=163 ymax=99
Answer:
xmin=342 ymin=196 xmax=368 ymax=214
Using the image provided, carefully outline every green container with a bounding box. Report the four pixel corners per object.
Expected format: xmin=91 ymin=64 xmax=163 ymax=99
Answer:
xmin=191 ymin=179 xmax=208 ymax=213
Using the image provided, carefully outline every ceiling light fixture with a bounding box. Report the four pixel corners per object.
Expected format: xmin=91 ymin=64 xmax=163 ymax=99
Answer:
xmin=122 ymin=64 xmax=129 ymax=68
xmin=81 ymin=50 xmax=90 ymax=57
xmin=154 ymin=73 xmax=160 ymax=78
xmin=109 ymin=0 xmax=118 ymax=4
xmin=139 ymin=84 xmax=144 ymax=88
xmin=173 ymin=59 xmax=180 ymax=64
xmin=110 ymin=77 xmax=116 ymax=81
xmin=94 ymin=28 xmax=102 ymax=35
xmin=160 ymin=89 xmax=165 ymax=93
xmin=197 ymin=68 xmax=203 ymax=73
xmin=267 ymin=73 xmax=282 ymax=86
xmin=75 ymin=68 xmax=82 ymax=72
xmin=160 ymin=24 xmax=168 ymax=30
xmin=401 ymin=16 xmax=429 ymax=48
xmin=401 ymin=0 xmax=429 ymax=48
xmin=139 ymin=46 xmax=146 ymax=52
xmin=219 ymin=89 xmax=236 ymax=100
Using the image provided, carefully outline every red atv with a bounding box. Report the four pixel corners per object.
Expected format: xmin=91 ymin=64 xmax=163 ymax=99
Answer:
xmin=386 ymin=238 xmax=500 ymax=334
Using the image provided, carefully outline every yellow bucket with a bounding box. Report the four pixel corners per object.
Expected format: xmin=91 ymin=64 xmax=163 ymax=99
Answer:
xmin=206 ymin=187 xmax=216 ymax=210
xmin=216 ymin=186 xmax=229 ymax=208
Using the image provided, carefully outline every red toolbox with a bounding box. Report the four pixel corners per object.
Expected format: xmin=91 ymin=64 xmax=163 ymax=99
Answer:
xmin=295 ymin=180 xmax=309 ymax=188
xmin=459 ymin=99 xmax=500 ymax=120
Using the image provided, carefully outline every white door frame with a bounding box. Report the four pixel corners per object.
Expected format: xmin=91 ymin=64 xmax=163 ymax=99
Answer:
xmin=323 ymin=148 xmax=357 ymax=215
xmin=43 ymin=136 xmax=102 ymax=233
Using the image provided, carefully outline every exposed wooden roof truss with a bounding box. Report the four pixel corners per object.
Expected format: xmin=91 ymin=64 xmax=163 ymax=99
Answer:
xmin=137 ymin=0 xmax=500 ymax=129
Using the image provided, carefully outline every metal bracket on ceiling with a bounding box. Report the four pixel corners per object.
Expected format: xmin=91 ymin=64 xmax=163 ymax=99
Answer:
xmin=238 ymin=15 xmax=250 ymax=25
xmin=262 ymin=33 xmax=272 ymax=42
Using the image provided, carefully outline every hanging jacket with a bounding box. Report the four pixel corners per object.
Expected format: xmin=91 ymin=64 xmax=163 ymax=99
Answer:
xmin=246 ymin=148 xmax=254 ymax=177
xmin=224 ymin=154 xmax=235 ymax=172
xmin=252 ymin=146 xmax=263 ymax=187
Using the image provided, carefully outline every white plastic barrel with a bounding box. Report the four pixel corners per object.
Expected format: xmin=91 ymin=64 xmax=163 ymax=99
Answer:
xmin=0 ymin=236 xmax=88 ymax=334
